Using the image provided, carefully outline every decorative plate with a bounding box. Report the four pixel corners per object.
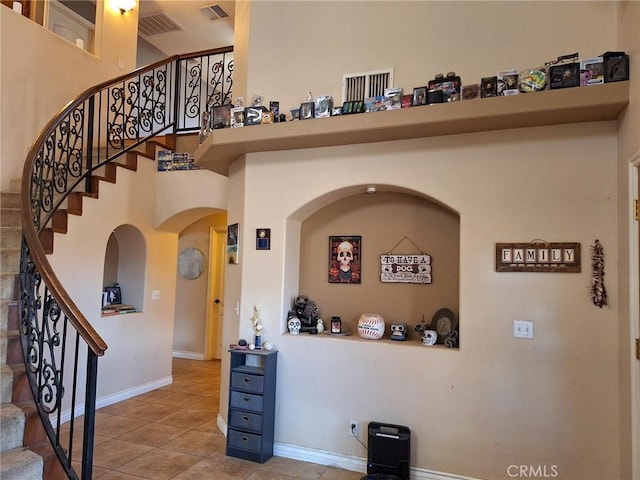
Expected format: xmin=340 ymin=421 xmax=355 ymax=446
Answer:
xmin=431 ymin=308 xmax=458 ymax=343
xmin=178 ymin=247 xmax=205 ymax=279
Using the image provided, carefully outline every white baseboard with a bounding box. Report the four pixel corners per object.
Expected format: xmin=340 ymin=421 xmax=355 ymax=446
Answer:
xmin=57 ymin=375 xmax=173 ymax=424
xmin=172 ymin=350 xmax=205 ymax=360
xmin=215 ymin=417 xmax=479 ymax=480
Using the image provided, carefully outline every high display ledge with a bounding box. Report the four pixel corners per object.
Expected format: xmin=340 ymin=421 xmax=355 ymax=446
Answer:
xmin=195 ymin=82 xmax=629 ymax=176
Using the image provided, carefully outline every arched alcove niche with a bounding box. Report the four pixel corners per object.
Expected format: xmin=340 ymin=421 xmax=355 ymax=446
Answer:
xmin=286 ymin=186 xmax=460 ymax=340
xmin=102 ymin=224 xmax=146 ymax=312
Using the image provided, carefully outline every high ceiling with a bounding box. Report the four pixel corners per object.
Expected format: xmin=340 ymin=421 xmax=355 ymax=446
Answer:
xmin=137 ymin=0 xmax=235 ymax=56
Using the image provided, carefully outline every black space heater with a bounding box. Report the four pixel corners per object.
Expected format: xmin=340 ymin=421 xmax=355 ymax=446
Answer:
xmin=366 ymin=422 xmax=411 ymax=480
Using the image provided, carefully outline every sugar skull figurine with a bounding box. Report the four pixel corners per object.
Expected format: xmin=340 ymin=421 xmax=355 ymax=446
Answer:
xmin=288 ymin=317 xmax=301 ymax=335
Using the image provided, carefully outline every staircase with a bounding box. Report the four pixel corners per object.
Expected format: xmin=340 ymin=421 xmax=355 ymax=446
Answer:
xmin=0 ymin=179 xmax=48 ymax=479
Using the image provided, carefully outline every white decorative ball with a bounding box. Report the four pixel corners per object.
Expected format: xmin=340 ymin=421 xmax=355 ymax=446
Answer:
xmin=249 ymin=344 xmax=255 ymax=350
xmin=263 ymin=341 xmax=274 ymax=351
xmin=357 ymin=313 xmax=385 ymax=340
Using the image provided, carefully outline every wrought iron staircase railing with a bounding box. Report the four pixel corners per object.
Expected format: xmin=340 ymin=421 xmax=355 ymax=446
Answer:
xmin=18 ymin=46 xmax=233 ymax=480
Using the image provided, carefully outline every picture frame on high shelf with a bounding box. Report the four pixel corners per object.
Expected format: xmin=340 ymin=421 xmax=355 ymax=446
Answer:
xmin=314 ymin=96 xmax=333 ymax=118
xmin=230 ymin=106 xmax=245 ymax=128
xmin=212 ymin=104 xmax=231 ymax=129
xmin=269 ymin=101 xmax=280 ymax=116
xmin=299 ymin=101 xmax=315 ymax=120
xmin=413 ymin=86 xmax=427 ymax=106
xmin=104 ymin=286 xmax=121 ymax=305
xmin=328 ymin=236 xmax=361 ymax=284
xmin=603 ymin=52 xmax=629 ymax=83
xmin=342 ymin=101 xmax=353 ymax=115
xmin=244 ymin=106 xmax=265 ymax=126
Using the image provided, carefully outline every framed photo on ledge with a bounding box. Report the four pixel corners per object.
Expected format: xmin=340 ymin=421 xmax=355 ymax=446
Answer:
xmin=413 ymin=86 xmax=427 ymax=106
xmin=104 ymin=286 xmax=121 ymax=305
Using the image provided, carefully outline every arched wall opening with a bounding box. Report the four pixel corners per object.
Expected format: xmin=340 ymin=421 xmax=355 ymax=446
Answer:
xmin=286 ymin=186 xmax=460 ymax=341
xmin=102 ymin=224 xmax=146 ymax=311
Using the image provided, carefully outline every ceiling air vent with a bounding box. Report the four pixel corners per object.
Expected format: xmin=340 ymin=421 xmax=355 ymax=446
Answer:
xmin=138 ymin=12 xmax=184 ymax=36
xmin=198 ymin=4 xmax=230 ymax=21
xmin=342 ymin=68 xmax=394 ymax=103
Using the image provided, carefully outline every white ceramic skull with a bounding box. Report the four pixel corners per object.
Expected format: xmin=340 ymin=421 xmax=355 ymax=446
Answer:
xmin=422 ymin=329 xmax=437 ymax=346
xmin=288 ymin=317 xmax=301 ymax=335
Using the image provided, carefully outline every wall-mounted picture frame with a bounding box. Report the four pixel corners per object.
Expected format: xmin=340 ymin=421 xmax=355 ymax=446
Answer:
xmin=328 ymin=236 xmax=361 ymax=284
xmin=413 ymin=86 xmax=427 ymax=106
xmin=104 ymin=286 xmax=122 ymax=305
xmin=256 ymin=228 xmax=270 ymax=250
xmin=227 ymin=223 xmax=239 ymax=264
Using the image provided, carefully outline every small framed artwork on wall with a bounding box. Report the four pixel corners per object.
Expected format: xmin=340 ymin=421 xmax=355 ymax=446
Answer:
xmin=227 ymin=223 xmax=239 ymax=264
xmin=256 ymin=228 xmax=270 ymax=250
xmin=328 ymin=236 xmax=361 ymax=284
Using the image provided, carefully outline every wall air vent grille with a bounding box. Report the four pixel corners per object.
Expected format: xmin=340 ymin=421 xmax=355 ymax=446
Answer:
xmin=342 ymin=68 xmax=394 ymax=103
xmin=198 ymin=4 xmax=230 ymax=21
xmin=138 ymin=12 xmax=184 ymax=36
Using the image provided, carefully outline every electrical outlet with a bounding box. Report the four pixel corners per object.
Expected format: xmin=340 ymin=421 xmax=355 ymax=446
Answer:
xmin=349 ymin=420 xmax=359 ymax=437
xmin=513 ymin=320 xmax=534 ymax=339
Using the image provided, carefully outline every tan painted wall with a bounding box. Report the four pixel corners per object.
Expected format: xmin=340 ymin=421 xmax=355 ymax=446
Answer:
xmin=615 ymin=3 xmax=640 ymax=479
xmin=229 ymin=122 xmax=621 ymax=480
xmin=236 ymin=1 xmax=616 ymax=113
xmin=0 ymin=1 xmax=138 ymax=190
xmin=222 ymin=2 xmax=633 ymax=478
xmin=48 ymin=154 xmax=179 ymax=400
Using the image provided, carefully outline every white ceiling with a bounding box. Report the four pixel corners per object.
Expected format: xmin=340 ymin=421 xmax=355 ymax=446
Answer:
xmin=137 ymin=0 xmax=235 ymax=55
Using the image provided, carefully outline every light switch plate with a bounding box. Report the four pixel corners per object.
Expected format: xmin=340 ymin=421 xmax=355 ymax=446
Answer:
xmin=514 ymin=320 xmax=534 ymax=339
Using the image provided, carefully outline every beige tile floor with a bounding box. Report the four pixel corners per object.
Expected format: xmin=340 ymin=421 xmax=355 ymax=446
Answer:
xmin=68 ymin=358 xmax=364 ymax=480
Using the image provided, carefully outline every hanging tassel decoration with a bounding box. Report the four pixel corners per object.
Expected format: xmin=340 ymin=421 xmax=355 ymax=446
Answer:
xmin=590 ymin=239 xmax=607 ymax=308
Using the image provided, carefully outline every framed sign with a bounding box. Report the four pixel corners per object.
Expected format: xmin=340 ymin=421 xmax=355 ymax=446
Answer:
xmin=380 ymin=254 xmax=432 ymax=284
xmin=495 ymin=242 xmax=580 ymax=273
xmin=328 ymin=236 xmax=361 ymax=284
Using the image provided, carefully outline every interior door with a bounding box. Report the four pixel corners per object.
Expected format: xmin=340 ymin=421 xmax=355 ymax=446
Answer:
xmin=205 ymin=227 xmax=226 ymax=360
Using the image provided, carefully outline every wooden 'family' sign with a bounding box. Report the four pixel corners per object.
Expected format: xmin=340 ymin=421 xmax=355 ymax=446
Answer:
xmin=495 ymin=242 xmax=580 ymax=273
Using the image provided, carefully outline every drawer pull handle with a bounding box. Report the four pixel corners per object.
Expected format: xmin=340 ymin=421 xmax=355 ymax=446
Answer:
xmin=243 ymin=396 xmax=250 ymax=402
xmin=243 ymin=415 xmax=250 ymax=421
xmin=241 ymin=436 xmax=249 ymax=443
xmin=242 ymin=377 xmax=251 ymax=384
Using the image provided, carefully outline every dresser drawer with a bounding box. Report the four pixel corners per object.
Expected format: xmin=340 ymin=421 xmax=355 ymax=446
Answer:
xmin=230 ymin=390 xmax=264 ymax=412
xmin=231 ymin=372 xmax=265 ymax=394
xmin=228 ymin=428 xmax=262 ymax=453
xmin=229 ymin=409 xmax=263 ymax=431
